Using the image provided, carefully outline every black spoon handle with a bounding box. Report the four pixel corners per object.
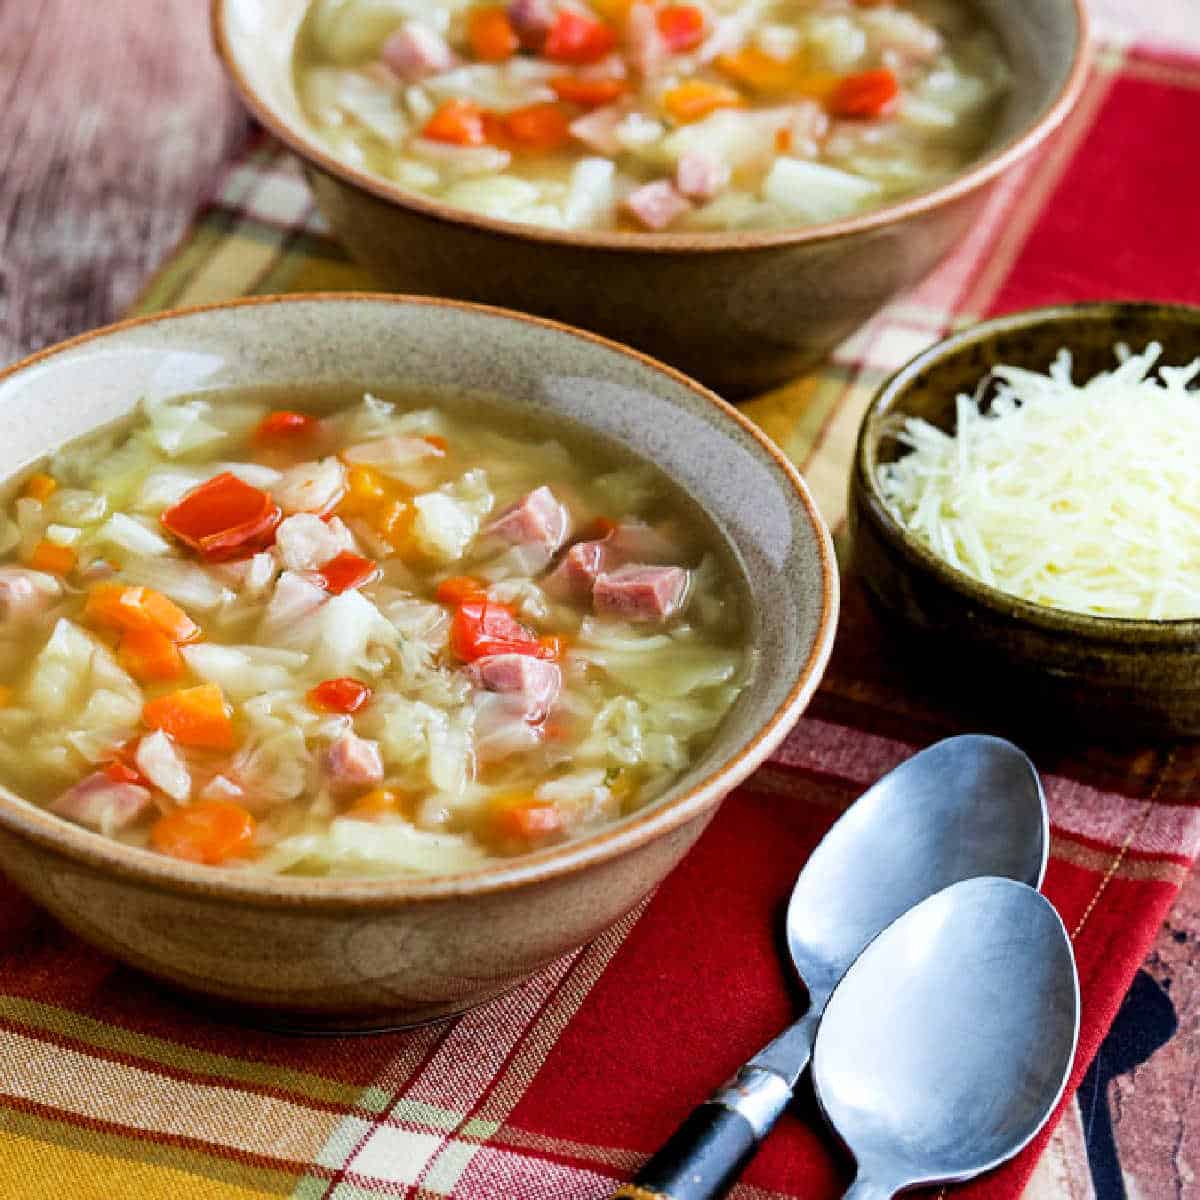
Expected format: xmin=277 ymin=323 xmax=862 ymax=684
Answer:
xmin=611 ymin=1067 xmax=793 ymax=1200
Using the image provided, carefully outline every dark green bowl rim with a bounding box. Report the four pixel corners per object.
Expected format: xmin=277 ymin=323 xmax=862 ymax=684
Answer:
xmin=854 ymin=300 xmax=1200 ymax=646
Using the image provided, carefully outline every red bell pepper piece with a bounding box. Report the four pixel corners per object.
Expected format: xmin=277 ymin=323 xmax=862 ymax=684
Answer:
xmin=254 ymin=411 xmax=317 ymax=443
xmin=161 ymin=472 xmax=281 ymax=562
xmin=449 ymin=598 xmax=557 ymax=662
xmin=318 ymin=551 xmax=379 ymax=595
xmin=307 ymin=678 xmax=374 ymax=714
xmin=543 ymin=9 xmax=617 ymax=64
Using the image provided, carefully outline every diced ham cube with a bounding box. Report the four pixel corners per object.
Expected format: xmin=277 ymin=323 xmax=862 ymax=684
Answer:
xmin=0 ymin=568 xmax=61 ymax=622
xmin=273 ymin=457 xmax=347 ymax=516
xmin=50 ymin=773 xmax=152 ymax=834
xmin=542 ymin=537 xmax=612 ymax=601
xmin=484 ymin=486 xmax=570 ymax=556
xmin=135 ymin=730 xmax=192 ymax=802
xmin=325 ymin=732 xmax=384 ymax=790
xmin=623 ymin=180 xmax=691 ymax=231
xmin=380 ymin=22 xmax=457 ymax=83
xmin=470 ymin=654 xmax=561 ymax=722
xmin=594 ymin=564 xmax=689 ymax=622
xmin=508 ymin=0 xmax=557 ymax=48
xmin=676 ymin=150 xmax=731 ymax=201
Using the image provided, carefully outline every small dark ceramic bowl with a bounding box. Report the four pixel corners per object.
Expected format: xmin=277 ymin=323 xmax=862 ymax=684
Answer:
xmin=212 ymin=0 xmax=1089 ymax=397
xmin=850 ymin=301 xmax=1200 ymax=740
xmin=0 ymin=294 xmax=837 ymax=1029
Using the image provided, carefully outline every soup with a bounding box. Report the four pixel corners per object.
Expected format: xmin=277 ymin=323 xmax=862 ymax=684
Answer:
xmin=294 ymin=0 xmax=1009 ymax=233
xmin=0 ymin=389 xmax=750 ymax=875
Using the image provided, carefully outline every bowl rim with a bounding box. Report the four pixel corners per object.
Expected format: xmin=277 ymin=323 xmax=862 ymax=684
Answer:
xmin=855 ymin=299 xmax=1200 ymax=643
xmin=210 ymin=0 xmax=1090 ymax=255
xmin=0 ymin=291 xmax=839 ymax=907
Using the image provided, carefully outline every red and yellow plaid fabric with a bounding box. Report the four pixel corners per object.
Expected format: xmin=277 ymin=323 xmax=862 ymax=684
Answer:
xmin=2 ymin=6 xmax=1199 ymax=1197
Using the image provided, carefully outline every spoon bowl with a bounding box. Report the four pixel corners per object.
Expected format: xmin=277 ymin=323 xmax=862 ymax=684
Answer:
xmin=787 ymin=733 xmax=1048 ymax=1009
xmin=813 ymin=877 xmax=1080 ymax=1198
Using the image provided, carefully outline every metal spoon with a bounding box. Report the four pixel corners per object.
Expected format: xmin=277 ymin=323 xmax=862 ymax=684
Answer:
xmin=614 ymin=734 xmax=1047 ymax=1200
xmin=813 ymin=876 xmax=1079 ymax=1199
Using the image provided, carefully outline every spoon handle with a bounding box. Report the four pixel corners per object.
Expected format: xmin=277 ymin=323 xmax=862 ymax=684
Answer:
xmin=611 ymin=1066 xmax=793 ymax=1200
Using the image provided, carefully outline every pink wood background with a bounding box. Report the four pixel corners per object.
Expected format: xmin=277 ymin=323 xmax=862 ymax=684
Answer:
xmin=0 ymin=1 xmax=1197 ymax=1195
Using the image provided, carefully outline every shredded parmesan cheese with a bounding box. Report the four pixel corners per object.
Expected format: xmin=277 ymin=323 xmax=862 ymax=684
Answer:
xmin=877 ymin=343 xmax=1200 ymax=620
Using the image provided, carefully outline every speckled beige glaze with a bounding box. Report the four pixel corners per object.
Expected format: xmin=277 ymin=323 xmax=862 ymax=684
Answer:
xmin=211 ymin=0 xmax=1089 ymax=397
xmin=0 ymin=294 xmax=837 ymax=1029
xmin=850 ymin=302 xmax=1200 ymax=742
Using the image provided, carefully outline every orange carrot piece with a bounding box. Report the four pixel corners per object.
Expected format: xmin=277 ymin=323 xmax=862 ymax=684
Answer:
xmin=346 ymin=788 xmax=419 ymax=820
xmin=21 ymin=473 xmax=57 ymax=503
xmin=339 ymin=465 xmax=390 ymax=514
xmin=828 ymin=68 xmax=900 ymax=118
xmin=85 ymin=584 xmax=199 ymax=643
xmin=550 ymin=75 xmax=628 ymax=107
xmin=503 ymin=102 xmax=572 ymax=151
xmin=143 ymin=684 xmax=234 ymax=750
xmin=118 ymin=628 xmax=186 ymax=683
xmin=662 ymin=80 xmax=744 ymax=123
xmin=423 ymin=99 xmax=489 ymax=146
xmin=537 ymin=634 xmax=567 ymax=660
xmin=493 ymin=798 xmax=564 ymax=841
xmin=436 ymin=576 xmax=487 ymax=606
xmin=468 ymin=5 xmax=519 ymax=61
xmin=29 ymin=540 xmax=76 ymax=576
xmin=150 ymin=800 xmax=256 ymax=865
xmin=715 ymin=48 xmax=838 ymax=99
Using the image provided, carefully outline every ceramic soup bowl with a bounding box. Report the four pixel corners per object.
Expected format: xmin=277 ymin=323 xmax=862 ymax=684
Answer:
xmin=212 ymin=0 xmax=1089 ymax=397
xmin=0 ymin=294 xmax=836 ymax=1029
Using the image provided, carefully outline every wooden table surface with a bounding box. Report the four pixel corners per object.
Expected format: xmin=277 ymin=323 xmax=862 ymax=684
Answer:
xmin=1 ymin=2 xmax=1197 ymax=1198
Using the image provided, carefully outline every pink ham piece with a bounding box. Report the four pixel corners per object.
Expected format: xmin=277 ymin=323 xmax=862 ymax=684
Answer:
xmin=484 ymin=486 xmax=570 ymax=555
xmin=470 ymin=654 xmax=561 ymax=722
xmin=380 ymin=22 xmax=457 ymax=83
xmin=0 ymin=567 xmax=61 ymax=622
xmin=543 ymin=521 xmax=678 ymax=601
xmin=51 ymin=773 xmax=152 ymax=834
xmin=508 ymin=0 xmax=556 ymax=48
xmin=623 ymin=180 xmax=691 ymax=231
xmin=543 ymin=537 xmax=612 ymax=601
xmin=325 ymin=732 xmax=384 ymax=790
xmin=676 ymin=150 xmax=731 ymax=201
xmin=594 ymin=564 xmax=689 ymax=622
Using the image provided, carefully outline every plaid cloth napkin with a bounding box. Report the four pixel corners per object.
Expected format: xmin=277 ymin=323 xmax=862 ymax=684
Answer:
xmin=2 ymin=11 xmax=1199 ymax=1199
